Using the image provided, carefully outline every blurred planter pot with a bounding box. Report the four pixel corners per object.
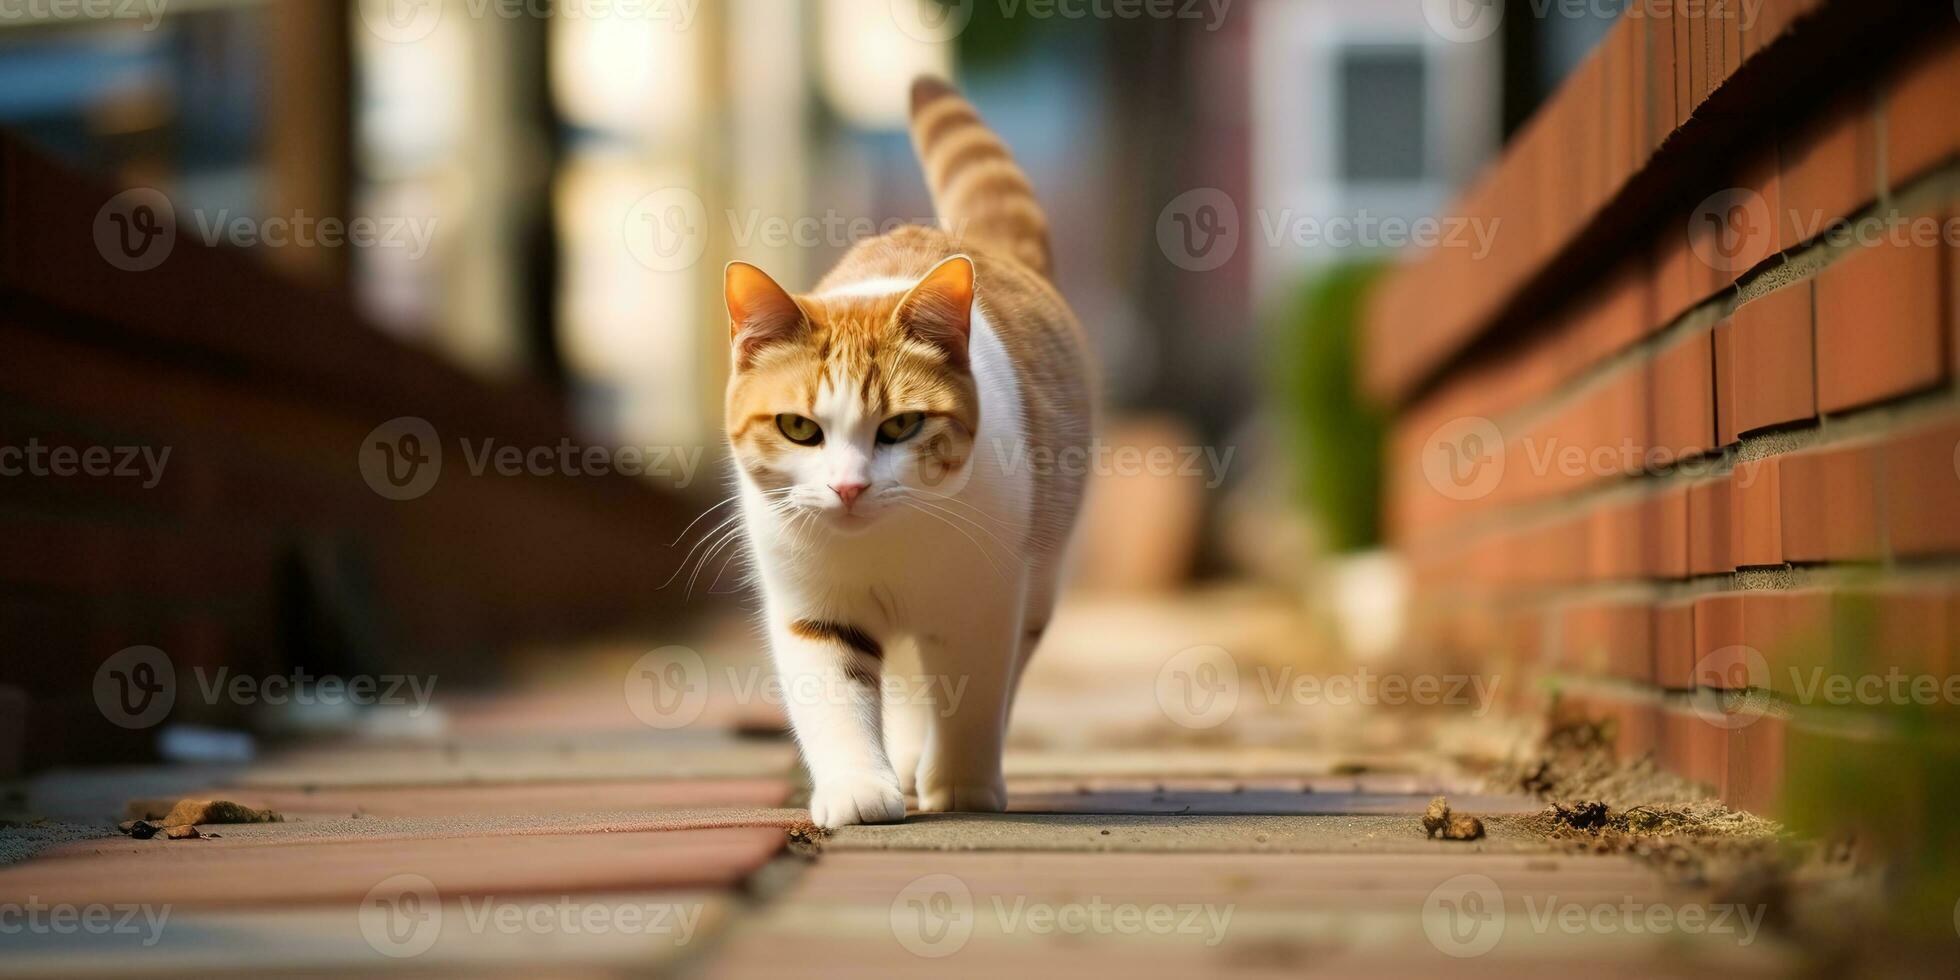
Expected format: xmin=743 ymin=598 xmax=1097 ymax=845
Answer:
xmin=1314 ymin=549 xmax=1407 ymax=662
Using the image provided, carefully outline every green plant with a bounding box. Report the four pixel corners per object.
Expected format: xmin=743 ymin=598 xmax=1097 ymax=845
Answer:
xmin=1266 ymin=263 xmax=1389 ymax=553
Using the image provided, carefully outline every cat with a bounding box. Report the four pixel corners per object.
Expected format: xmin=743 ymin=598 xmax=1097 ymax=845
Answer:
xmin=722 ymin=77 xmax=1092 ymax=828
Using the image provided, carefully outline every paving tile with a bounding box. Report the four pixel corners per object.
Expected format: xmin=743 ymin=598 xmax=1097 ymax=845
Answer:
xmin=156 ymin=777 xmax=793 ymax=820
xmin=0 ymin=891 xmax=728 ymax=978
xmin=1006 ymin=789 xmax=1542 ymax=817
xmin=227 ymin=735 xmax=797 ymax=789
xmin=0 ymin=827 xmax=787 ymax=909
xmin=823 ymin=812 xmax=1558 ymax=855
xmin=32 ymin=807 xmax=808 ymax=858
xmin=705 ymin=852 xmax=1795 ymax=979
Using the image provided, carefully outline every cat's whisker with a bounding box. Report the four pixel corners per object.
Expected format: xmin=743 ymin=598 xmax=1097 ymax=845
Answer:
xmin=666 ymin=488 xmax=791 ymax=549
xmin=902 ymin=495 xmax=1019 ymax=561
xmin=687 ymin=521 xmax=751 ymax=600
xmin=897 ymin=487 xmax=1019 ymax=532
xmin=659 ymin=510 xmax=748 ymax=590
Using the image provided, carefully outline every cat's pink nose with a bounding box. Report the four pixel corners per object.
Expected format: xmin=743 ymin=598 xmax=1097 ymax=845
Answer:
xmin=830 ymin=482 xmax=868 ymax=510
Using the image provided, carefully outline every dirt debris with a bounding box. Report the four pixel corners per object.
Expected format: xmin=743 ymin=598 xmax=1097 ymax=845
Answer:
xmin=125 ymin=799 xmax=281 ymax=826
xmin=117 ymin=799 xmax=278 ymax=842
xmin=1419 ymin=796 xmax=1487 ymax=841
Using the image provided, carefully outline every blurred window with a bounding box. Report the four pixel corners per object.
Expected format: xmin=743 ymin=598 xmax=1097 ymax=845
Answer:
xmin=1337 ymin=45 xmax=1426 ymax=184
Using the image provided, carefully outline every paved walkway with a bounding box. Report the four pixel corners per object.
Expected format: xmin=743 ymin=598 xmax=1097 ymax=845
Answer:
xmin=0 ymin=590 xmax=1796 ymax=976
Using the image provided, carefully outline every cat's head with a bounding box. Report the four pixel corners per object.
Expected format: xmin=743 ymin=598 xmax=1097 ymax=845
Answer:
xmin=722 ymin=256 xmax=978 ymax=533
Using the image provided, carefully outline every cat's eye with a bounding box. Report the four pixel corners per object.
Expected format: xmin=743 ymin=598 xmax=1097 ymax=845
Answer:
xmin=876 ymin=412 xmax=926 ymax=445
xmin=775 ymin=414 xmax=823 ymax=446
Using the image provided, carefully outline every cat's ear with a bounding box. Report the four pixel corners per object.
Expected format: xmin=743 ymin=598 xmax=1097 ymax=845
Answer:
xmin=895 ymin=254 xmax=974 ymax=367
xmin=724 ymin=261 xmax=805 ymax=367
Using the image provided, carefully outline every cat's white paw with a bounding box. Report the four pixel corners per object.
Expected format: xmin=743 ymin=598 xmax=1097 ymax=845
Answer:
xmin=809 ymin=771 xmax=908 ymax=828
xmin=916 ymin=780 xmax=1006 ymax=814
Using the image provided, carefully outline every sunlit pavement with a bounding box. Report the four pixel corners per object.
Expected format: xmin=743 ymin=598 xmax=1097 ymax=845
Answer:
xmin=0 ymin=588 xmax=1794 ymax=977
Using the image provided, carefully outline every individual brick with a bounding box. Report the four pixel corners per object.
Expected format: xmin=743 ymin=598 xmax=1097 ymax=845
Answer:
xmin=1726 ymin=712 xmax=1787 ymax=816
xmin=1646 ymin=486 xmax=1691 ymax=580
xmin=1687 ymin=475 xmax=1734 ymax=575
xmin=1731 ymin=457 xmax=1784 ymax=568
xmin=1815 ymin=235 xmax=1947 ymax=413
xmin=1885 ymin=36 xmax=1960 ymax=188
xmin=1778 ymin=89 xmax=1879 ymax=249
xmin=1692 ymin=592 xmax=1748 ymax=684
xmin=1743 ymin=589 xmax=1834 ymax=699
xmin=1648 ymin=330 xmax=1716 ymax=463
xmin=1881 ymin=416 xmax=1960 ymax=558
xmin=1713 ymin=318 xmax=1739 ymax=446
xmin=1777 ymin=441 xmax=1882 ymax=563
xmin=1655 ymin=600 xmax=1696 ymax=690
xmin=1730 ymin=281 xmax=1816 ymax=434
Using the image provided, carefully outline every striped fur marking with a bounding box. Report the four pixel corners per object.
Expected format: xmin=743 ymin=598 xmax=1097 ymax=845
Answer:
xmin=788 ymin=619 xmax=884 ymax=661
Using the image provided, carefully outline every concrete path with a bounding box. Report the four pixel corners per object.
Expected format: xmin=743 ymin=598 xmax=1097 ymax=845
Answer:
xmin=0 ymin=591 xmax=1796 ymax=976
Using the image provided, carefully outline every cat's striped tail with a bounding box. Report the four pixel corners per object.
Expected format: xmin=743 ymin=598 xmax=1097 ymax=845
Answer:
xmin=908 ymin=77 xmax=1053 ymax=278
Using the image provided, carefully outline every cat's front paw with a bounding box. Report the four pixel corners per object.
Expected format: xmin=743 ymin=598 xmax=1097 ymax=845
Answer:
xmin=916 ymin=780 xmax=1006 ymax=814
xmin=809 ymin=771 xmax=908 ymax=828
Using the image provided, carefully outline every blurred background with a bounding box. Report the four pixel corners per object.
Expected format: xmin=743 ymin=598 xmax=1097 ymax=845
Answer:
xmin=6 ymin=0 xmax=1960 ymax=974
xmin=0 ymin=0 xmax=1620 ymax=757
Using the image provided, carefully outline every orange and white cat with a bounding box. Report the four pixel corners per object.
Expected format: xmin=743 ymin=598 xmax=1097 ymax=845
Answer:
xmin=722 ymin=79 xmax=1092 ymax=827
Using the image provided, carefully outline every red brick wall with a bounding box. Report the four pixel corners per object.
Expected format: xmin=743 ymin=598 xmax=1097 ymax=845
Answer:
xmin=0 ymin=136 xmax=699 ymax=771
xmin=1369 ymin=1 xmax=1960 ymax=815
